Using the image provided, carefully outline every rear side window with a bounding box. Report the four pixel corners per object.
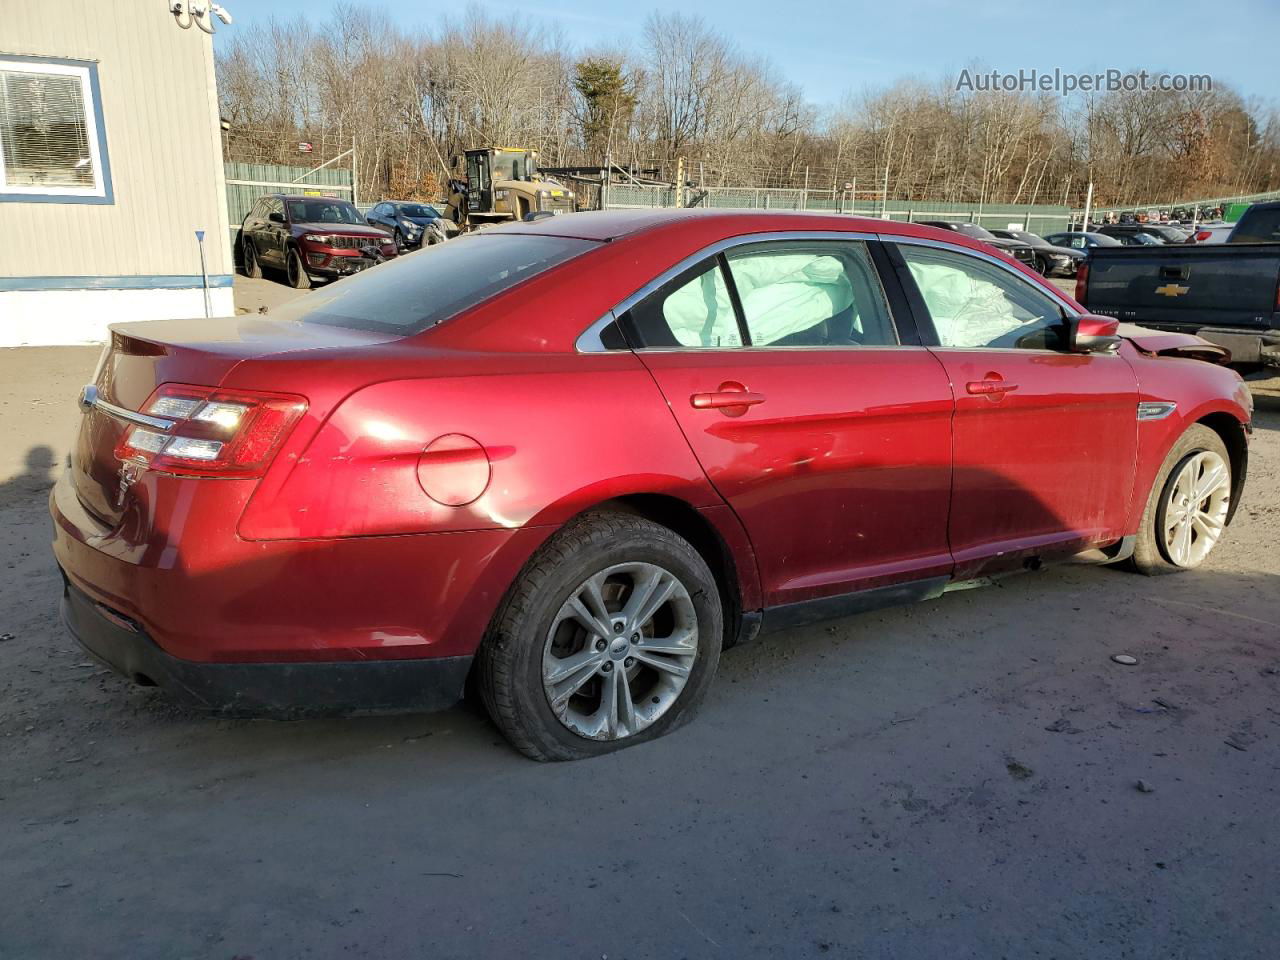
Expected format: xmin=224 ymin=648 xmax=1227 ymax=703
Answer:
xmin=618 ymin=239 xmax=897 ymax=349
xmin=273 ymin=234 xmax=594 ymax=335
xmin=725 ymin=241 xmax=896 ymax=346
xmin=1232 ymin=208 xmax=1280 ymax=243
xmin=621 ymin=260 xmax=743 ymax=348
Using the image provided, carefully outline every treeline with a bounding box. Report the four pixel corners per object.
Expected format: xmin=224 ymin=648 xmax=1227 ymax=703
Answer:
xmin=215 ymin=5 xmax=1280 ymax=208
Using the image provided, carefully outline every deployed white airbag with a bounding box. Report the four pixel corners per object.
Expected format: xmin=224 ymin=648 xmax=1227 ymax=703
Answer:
xmin=905 ymin=260 xmax=1040 ymax=347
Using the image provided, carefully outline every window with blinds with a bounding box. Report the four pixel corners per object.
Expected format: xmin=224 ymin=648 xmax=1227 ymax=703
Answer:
xmin=0 ymin=59 xmax=105 ymax=198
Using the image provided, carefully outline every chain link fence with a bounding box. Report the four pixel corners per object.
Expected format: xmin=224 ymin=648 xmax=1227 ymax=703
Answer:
xmin=605 ymin=184 xmax=1072 ymax=235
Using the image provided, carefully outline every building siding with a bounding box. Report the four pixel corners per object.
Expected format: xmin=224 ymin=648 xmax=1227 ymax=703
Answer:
xmin=0 ymin=1 xmax=231 ymax=282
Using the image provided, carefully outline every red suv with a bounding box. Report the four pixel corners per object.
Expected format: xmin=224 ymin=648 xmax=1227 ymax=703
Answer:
xmin=53 ymin=211 xmax=1251 ymax=760
xmin=240 ymin=194 xmax=397 ymax=288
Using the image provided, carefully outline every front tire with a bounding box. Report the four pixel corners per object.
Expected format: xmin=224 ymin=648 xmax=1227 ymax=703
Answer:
xmin=478 ymin=512 xmax=723 ymax=761
xmin=286 ymin=247 xmax=312 ymax=289
xmin=241 ymin=240 xmax=262 ymax=279
xmin=1130 ymin=424 xmax=1232 ymax=574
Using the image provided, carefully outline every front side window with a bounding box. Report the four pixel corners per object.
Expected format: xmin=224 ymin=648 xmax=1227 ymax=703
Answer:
xmin=725 ymin=241 xmax=896 ymax=347
xmin=0 ymin=57 xmax=110 ymax=201
xmin=899 ymin=245 xmax=1068 ymax=350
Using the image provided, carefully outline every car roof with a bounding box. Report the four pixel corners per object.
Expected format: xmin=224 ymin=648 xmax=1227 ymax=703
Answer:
xmin=272 ymin=193 xmax=355 ymax=202
xmin=487 ymin=208 xmax=1000 ymax=249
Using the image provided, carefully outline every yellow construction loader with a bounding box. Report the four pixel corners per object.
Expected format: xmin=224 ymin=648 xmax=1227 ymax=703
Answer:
xmin=445 ymin=148 xmax=576 ymax=230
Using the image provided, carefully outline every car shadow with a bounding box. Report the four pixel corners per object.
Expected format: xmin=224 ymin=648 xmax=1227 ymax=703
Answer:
xmin=11 ymin=424 xmax=1269 ymax=783
xmin=0 ymin=444 xmax=56 ymax=510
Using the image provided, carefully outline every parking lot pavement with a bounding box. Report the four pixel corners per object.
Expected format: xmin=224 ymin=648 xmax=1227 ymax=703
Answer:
xmin=232 ymin=273 xmax=310 ymax=315
xmin=1 ymin=345 xmax=1277 ymax=960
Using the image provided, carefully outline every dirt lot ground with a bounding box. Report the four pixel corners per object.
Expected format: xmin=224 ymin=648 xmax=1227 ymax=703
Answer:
xmin=1 ymin=307 xmax=1278 ymax=958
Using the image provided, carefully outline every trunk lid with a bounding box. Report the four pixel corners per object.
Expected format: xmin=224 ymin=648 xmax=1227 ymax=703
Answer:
xmin=72 ymin=315 xmax=395 ymax=526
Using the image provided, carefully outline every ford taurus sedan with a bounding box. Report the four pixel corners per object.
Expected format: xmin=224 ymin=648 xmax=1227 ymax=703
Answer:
xmin=52 ymin=211 xmax=1252 ymax=760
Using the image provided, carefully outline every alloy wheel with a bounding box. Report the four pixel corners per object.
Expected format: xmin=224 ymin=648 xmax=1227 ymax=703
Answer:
xmin=1161 ymin=450 xmax=1230 ymax=567
xmin=541 ymin=562 xmax=698 ymax=741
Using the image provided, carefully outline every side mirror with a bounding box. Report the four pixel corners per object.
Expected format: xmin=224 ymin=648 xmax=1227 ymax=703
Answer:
xmin=268 ymin=211 xmax=284 ymax=224
xmin=1069 ymin=314 xmax=1121 ymax=354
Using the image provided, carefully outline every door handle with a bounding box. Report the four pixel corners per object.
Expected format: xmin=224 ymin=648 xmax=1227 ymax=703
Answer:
xmin=690 ymin=382 xmax=766 ymax=411
xmin=966 ymin=379 xmax=1018 ymax=396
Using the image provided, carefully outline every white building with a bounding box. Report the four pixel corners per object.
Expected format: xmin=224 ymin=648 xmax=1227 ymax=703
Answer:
xmin=1 ymin=1 xmax=234 ymax=347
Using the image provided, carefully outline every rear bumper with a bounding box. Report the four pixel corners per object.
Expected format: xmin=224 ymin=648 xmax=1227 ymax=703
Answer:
xmin=50 ymin=468 xmax=550 ymax=664
xmin=61 ymin=577 xmax=471 ymax=716
xmin=1197 ymin=330 xmax=1280 ymax=366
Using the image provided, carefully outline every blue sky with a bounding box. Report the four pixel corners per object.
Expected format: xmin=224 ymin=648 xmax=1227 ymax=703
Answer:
xmin=213 ymin=0 xmax=1277 ymax=109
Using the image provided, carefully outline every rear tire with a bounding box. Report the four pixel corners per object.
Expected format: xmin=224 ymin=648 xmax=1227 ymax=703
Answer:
xmin=286 ymin=247 xmax=311 ymax=289
xmin=241 ymin=240 xmax=262 ymax=279
xmin=477 ymin=512 xmax=723 ymax=761
xmin=1129 ymin=424 xmax=1232 ymax=575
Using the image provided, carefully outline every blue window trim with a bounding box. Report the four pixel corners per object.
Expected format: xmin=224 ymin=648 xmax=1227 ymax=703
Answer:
xmin=0 ymin=274 xmax=233 ymax=292
xmin=0 ymin=54 xmax=114 ymax=205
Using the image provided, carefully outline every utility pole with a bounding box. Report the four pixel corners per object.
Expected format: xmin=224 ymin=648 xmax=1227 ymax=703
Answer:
xmin=675 ymin=157 xmax=685 ymax=208
xmin=1082 ymin=180 xmax=1094 ymax=231
xmin=351 ymin=135 xmax=359 ymax=208
xmin=881 ymin=161 xmax=889 ymax=219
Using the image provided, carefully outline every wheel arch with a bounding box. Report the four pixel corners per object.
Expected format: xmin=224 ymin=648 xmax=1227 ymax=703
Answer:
xmin=1195 ymin=411 xmax=1248 ymax=524
xmin=565 ymin=493 xmax=761 ymax=649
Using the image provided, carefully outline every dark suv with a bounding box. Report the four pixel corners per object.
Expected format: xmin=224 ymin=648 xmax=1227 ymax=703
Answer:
xmin=365 ymin=201 xmax=458 ymax=248
xmin=240 ymin=194 xmax=397 ymax=288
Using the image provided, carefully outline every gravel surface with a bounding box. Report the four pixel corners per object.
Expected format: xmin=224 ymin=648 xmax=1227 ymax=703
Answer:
xmin=1 ymin=344 xmax=1277 ymax=960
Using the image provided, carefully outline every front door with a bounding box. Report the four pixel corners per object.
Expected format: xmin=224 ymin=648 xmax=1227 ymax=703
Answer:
xmin=893 ymin=242 xmax=1139 ymax=578
xmin=625 ymin=238 xmax=955 ymax=609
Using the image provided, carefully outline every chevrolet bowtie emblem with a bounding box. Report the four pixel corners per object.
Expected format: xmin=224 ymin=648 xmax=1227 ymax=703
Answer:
xmin=1155 ymin=283 xmax=1190 ymax=297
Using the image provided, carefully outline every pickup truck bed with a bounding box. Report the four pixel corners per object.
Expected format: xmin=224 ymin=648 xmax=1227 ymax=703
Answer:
xmin=1079 ymin=242 xmax=1280 ymax=368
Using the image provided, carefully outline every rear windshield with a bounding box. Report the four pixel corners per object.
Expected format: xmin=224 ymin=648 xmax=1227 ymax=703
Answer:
xmin=272 ymin=233 xmax=594 ymax=335
xmin=1232 ymin=208 xmax=1280 ymax=243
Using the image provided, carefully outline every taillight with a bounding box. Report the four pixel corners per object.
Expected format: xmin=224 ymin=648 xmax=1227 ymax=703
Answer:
xmin=1194 ymin=230 xmax=1211 ymax=242
xmin=114 ymin=383 xmax=307 ymax=478
xmin=1074 ymin=260 xmax=1089 ymax=304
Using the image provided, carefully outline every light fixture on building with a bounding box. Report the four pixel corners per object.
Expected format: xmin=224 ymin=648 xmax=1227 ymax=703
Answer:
xmin=170 ymin=0 xmax=233 ymax=34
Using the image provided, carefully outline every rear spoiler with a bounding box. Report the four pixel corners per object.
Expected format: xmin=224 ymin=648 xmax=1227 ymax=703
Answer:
xmin=1117 ymin=324 xmax=1231 ymax=365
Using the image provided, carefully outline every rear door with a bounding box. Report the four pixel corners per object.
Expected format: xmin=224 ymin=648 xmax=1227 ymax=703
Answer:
xmin=623 ymin=236 xmax=955 ymax=609
xmin=264 ymin=198 xmax=288 ymax=265
xmin=891 ymin=240 xmax=1138 ymax=578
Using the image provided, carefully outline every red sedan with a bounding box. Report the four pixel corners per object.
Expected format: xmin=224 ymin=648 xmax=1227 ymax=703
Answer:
xmin=52 ymin=211 xmax=1252 ymax=760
